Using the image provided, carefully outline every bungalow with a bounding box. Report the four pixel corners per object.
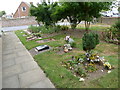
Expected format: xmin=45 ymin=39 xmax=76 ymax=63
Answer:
xmin=13 ymin=2 xmax=33 ymax=18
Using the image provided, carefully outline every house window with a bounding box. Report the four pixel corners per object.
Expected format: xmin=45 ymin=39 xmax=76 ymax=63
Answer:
xmin=22 ymin=7 xmax=26 ymax=12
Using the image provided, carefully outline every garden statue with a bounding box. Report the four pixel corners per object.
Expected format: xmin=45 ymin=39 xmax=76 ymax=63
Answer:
xmin=64 ymin=36 xmax=75 ymax=47
xmin=65 ymin=36 xmax=74 ymax=43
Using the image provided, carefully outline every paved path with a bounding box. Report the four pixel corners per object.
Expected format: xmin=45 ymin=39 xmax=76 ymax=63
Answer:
xmin=2 ymin=32 xmax=55 ymax=88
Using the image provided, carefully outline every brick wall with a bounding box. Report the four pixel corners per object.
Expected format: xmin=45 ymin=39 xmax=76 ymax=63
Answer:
xmin=13 ymin=2 xmax=30 ymax=18
xmin=97 ymin=17 xmax=119 ymax=25
xmin=0 ymin=17 xmax=37 ymax=27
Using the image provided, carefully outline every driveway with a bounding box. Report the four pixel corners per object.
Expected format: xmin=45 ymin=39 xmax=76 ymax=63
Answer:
xmin=0 ymin=25 xmax=29 ymax=32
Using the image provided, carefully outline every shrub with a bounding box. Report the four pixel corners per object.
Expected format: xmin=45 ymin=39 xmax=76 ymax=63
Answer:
xmin=60 ymin=25 xmax=69 ymax=31
xmin=112 ymin=20 xmax=120 ymax=40
xmin=82 ymin=32 xmax=99 ymax=53
xmin=32 ymin=33 xmax=41 ymax=37
xmin=40 ymin=25 xmax=61 ymax=34
xmin=101 ymin=21 xmax=120 ymax=44
xmin=28 ymin=25 xmax=41 ymax=33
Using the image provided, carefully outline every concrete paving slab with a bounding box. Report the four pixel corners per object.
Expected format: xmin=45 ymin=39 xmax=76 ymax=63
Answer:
xmin=2 ymin=31 xmax=55 ymax=88
xmin=3 ymin=64 xmax=23 ymax=78
xmin=15 ymin=55 xmax=33 ymax=64
xmin=2 ymin=59 xmax=15 ymax=68
xmin=16 ymin=50 xmax=30 ymax=57
xmin=3 ymin=75 xmax=20 ymax=88
xmin=29 ymin=78 xmax=55 ymax=88
xmin=19 ymin=69 xmax=46 ymax=88
xmin=3 ymin=53 xmax=16 ymax=61
xmin=21 ymin=61 xmax=39 ymax=72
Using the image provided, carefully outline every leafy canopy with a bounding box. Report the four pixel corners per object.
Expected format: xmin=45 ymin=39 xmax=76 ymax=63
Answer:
xmin=0 ymin=11 xmax=6 ymax=17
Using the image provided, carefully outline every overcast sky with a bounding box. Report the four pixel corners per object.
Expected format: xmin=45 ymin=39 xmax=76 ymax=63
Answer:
xmin=0 ymin=0 xmax=41 ymax=15
xmin=0 ymin=0 xmax=119 ymax=15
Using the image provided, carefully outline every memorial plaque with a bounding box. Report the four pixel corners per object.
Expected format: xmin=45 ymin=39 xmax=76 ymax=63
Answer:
xmin=35 ymin=45 xmax=49 ymax=51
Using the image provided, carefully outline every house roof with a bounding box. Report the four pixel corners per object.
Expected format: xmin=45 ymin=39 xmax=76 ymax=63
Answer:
xmin=24 ymin=2 xmax=31 ymax=7
xmin=13 ymin=2 xmax=31 ymax=17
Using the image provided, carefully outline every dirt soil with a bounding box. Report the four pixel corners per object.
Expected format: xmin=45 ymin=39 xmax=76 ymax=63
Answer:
xmin=43 ymin=29 xmax=103 ymax=39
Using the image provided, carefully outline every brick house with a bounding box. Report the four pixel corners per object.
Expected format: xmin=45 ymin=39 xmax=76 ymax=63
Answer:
xmin=13 ymin=2 xmax=32 ymax=18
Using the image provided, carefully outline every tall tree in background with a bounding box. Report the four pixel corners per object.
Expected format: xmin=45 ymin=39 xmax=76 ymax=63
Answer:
xmin=30 ymin=2 xmax=58 ymax=27
xmin=0 ymin=11 xmax=6 ymax=17
xmin=52 ymin=2 xmax=112 ymax=30
xmin=52 ymin=2 xmax=83 ymax=29
xmin=78 ymin=2 xmax=112 ymax=32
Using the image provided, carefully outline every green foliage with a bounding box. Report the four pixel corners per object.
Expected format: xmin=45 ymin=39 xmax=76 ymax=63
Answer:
xmin=0 ymin=11 xmax=6 ymax=17
xmin=70 ymin=42 xmax=76 ymax=48
xmin=60 ymin=25 xmax=69 ymax=31
xmin=85 ymin=64 xmax=97 ymax=72
xmin=28 ymin=25 xmax=41 ymax=33
xmin=40 ymin=25 xmax=61 ymax=34
xmin=102 ymin=20 xmax=120 ymax=44
xmin=16 ymin=30 xmax=118 ymax=88
xmin=32 ymin=33 xmax=41 ymax=37
xmin=30 ymin=2 xmax=58 ymax=26
xmin=112 ymin=20 xmax=120 ymax=40
xmin=28 ymin=25 xmax=63 ymax=34
xmin=82 ymin=32 xmax=99 ymax=52
xmin=75 ymin=67 xmax=87 ymax=77
xmin=52 ymin=2 xmax=82 ymax=29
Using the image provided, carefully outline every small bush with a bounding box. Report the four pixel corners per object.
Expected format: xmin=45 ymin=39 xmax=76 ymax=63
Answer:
xmin=40 ymin=25 xmax=62 ymax=34
xmin=32 ymin=33 xmax=41 ymax=37
xmin=101 ymin=21 xmax=120 ymax=44
xmin=60 ymin=25 xmax=69 ymax=31
xmin=28 ymin=25 xmax=41 ymax=33
xmin=112 ymin=20 xmax=120 ymax=40
xmin=82 ymin=32 xmax=99 ymax=52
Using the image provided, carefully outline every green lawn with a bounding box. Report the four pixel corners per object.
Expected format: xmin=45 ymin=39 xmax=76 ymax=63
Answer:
xmin=15 ymin=29 xmax=118 ymax=88
xmin=76 ymin=25 xmax=110 ymax=31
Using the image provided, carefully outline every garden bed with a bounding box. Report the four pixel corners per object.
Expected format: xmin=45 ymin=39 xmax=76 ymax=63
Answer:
xmin=15 ymin=28 xmax=118 ymax=88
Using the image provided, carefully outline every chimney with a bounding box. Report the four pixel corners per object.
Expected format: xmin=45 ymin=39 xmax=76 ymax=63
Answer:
xmin=30 ymin=2 xmax=33 ymax=5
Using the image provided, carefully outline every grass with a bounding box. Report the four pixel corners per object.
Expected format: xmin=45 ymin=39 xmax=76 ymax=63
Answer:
xmin=15 ymin=30 xmax=66 ymax=50
xmin=77 ymin=25 xmax=110 ymax=31
xmin=15 ymin=29 xmax=118 ymax=88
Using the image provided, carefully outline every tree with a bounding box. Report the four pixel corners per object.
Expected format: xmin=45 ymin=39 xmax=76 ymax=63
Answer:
xmin=30 ymin=2 xmax=58 ymax=27
xmin=78 ymin=2 xmax=112 ymax=32
xmin=52 ymin=2 xmax=112 ymax=30
xmin=52 ymin=2 xmax=83 ymax=29
xmin=0 ymin=11 xmax=6 ymax=17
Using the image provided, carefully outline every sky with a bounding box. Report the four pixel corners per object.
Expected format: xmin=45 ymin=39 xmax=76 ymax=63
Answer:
xmin=0 ymin=0 xmax=41 ymax=15
xmin=0 ymin=0 xmax=119 ymax=15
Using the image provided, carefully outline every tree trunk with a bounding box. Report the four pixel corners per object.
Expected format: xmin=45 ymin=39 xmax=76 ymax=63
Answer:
xmin=85 ymin=21 xmax=90 ymax=33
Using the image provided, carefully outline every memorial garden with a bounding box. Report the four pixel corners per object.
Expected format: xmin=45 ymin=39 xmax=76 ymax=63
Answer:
xmin=15 ymin=2 xmax=119 ymax=88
